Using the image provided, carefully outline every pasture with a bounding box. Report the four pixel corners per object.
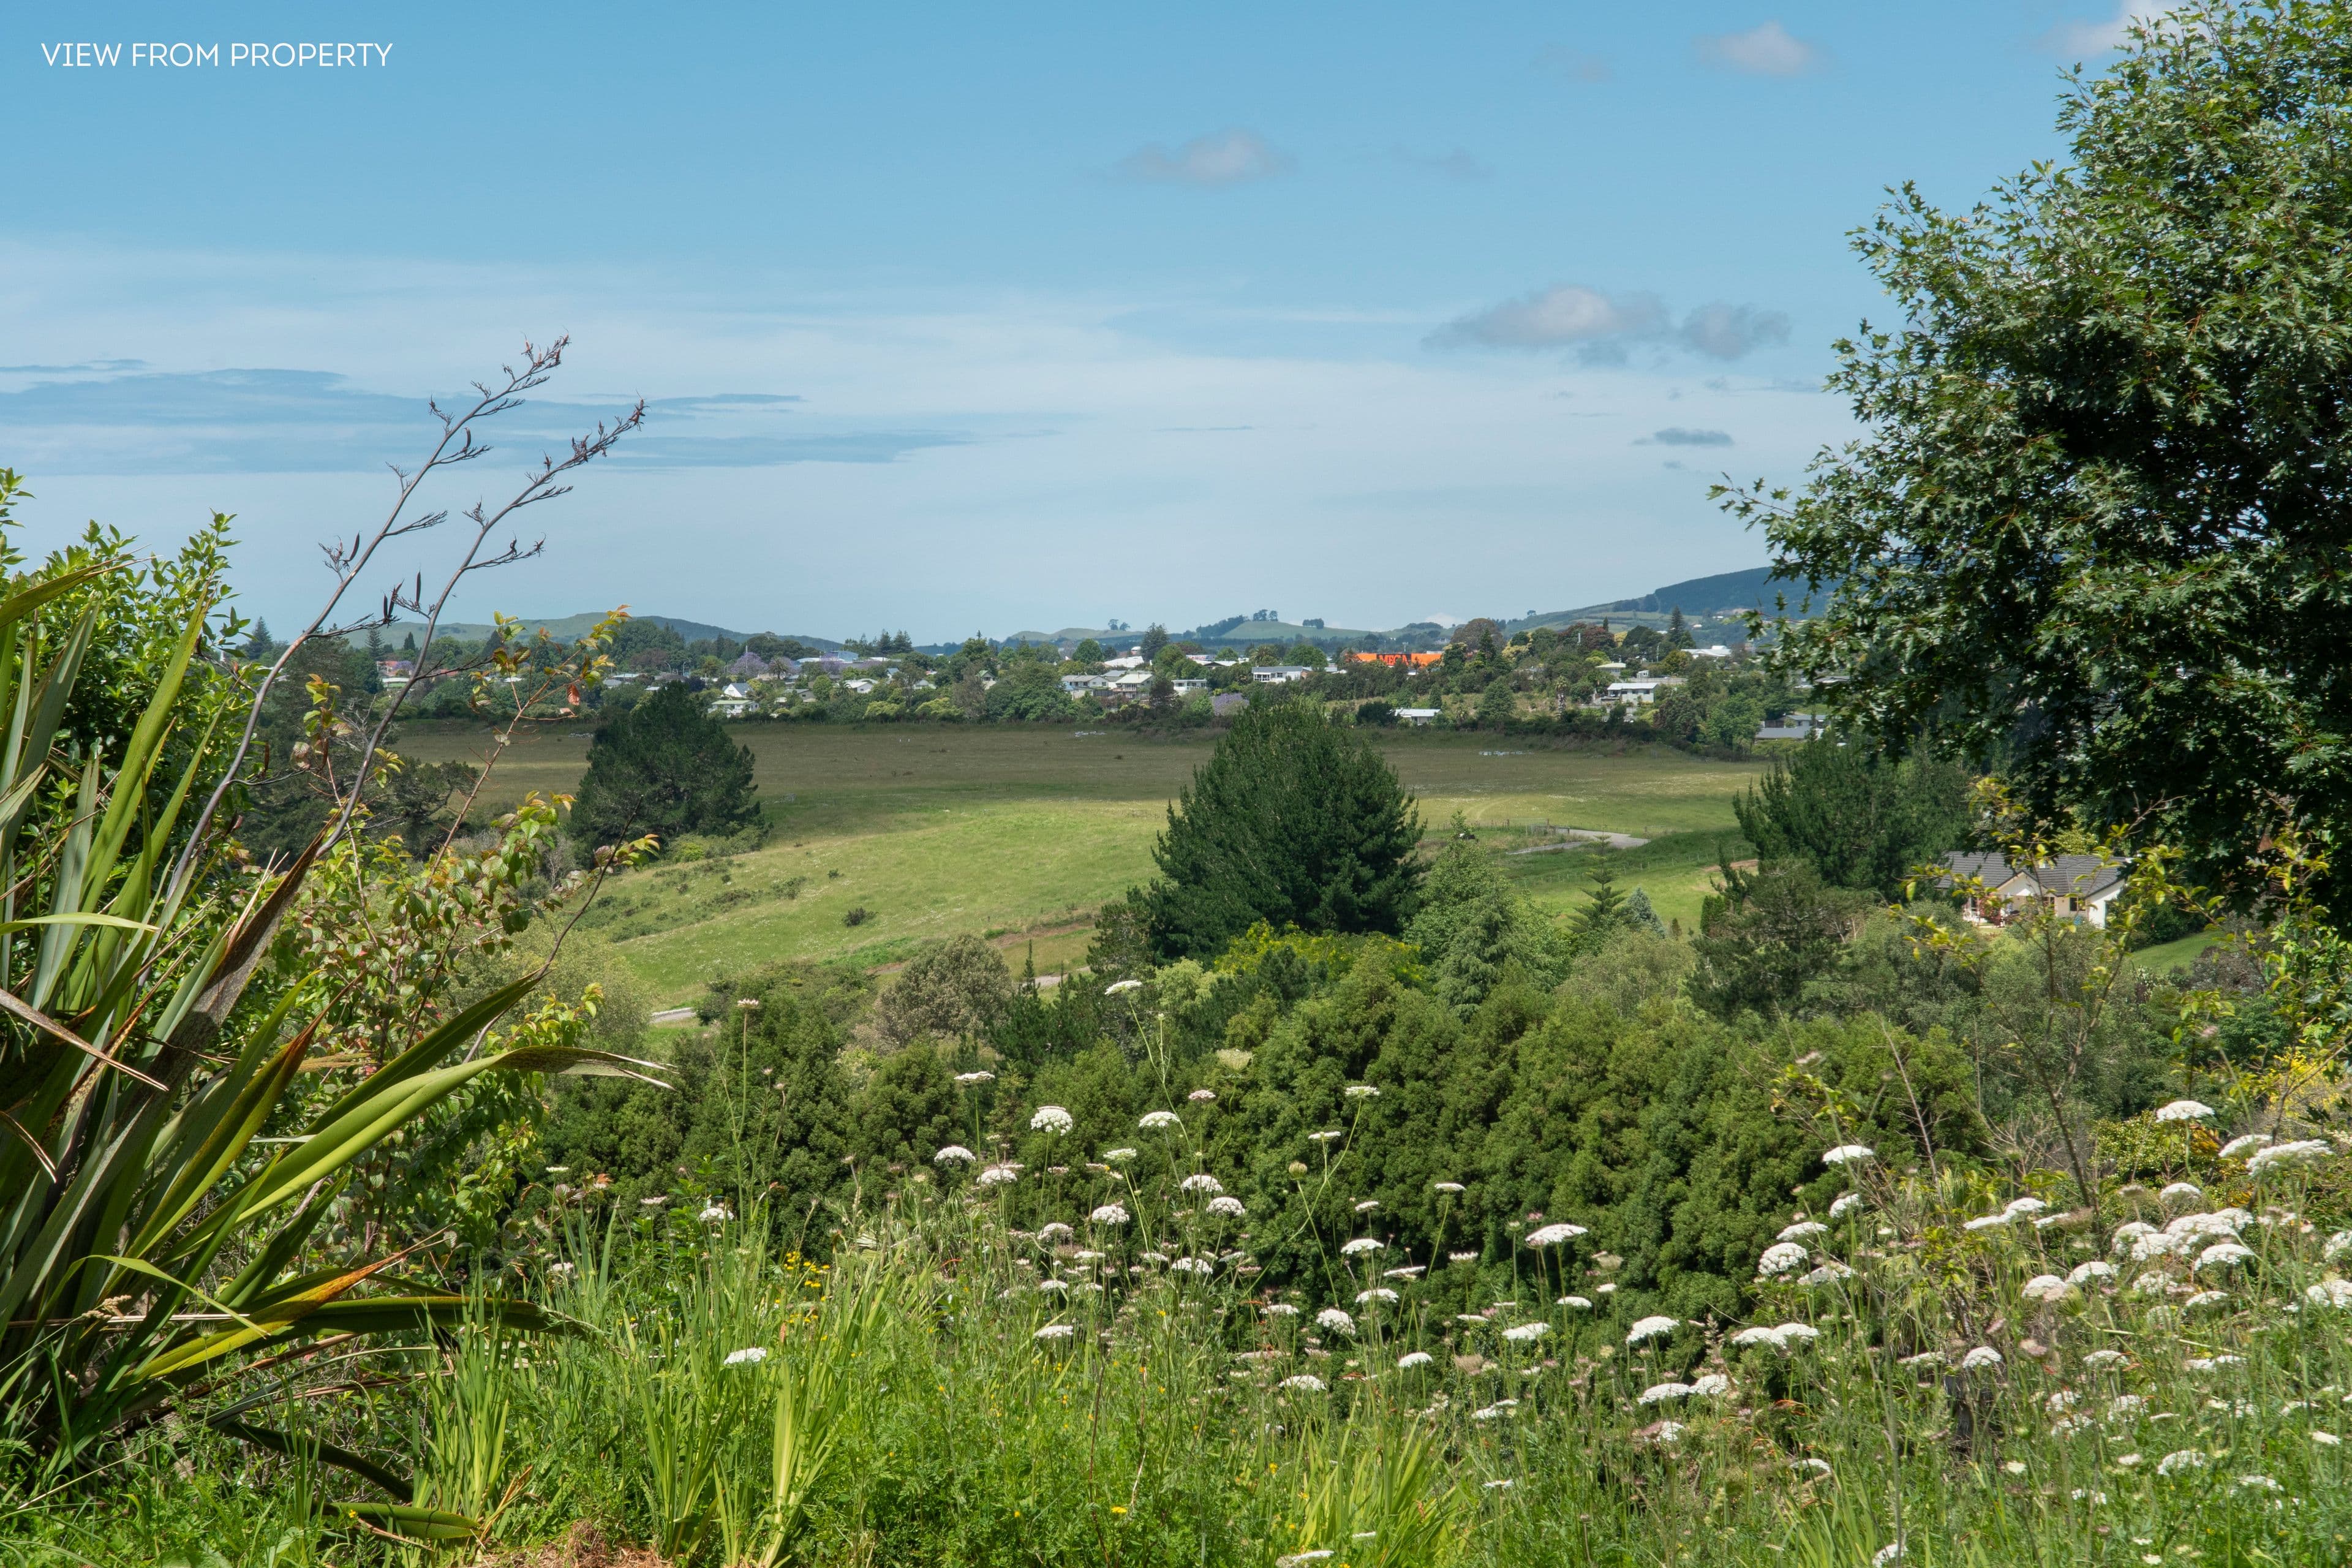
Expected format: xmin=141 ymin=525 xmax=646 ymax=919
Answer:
xmin=397 ymin=722 xmax=1762 ymax=1001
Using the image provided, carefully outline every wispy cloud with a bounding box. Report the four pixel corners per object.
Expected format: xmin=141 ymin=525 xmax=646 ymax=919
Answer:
xmin=2041 ymin=2 xmax=2166 ymax=56
xmin=1381 ymin=145 xmax=1492 ymax=182
xmin=1430 ymin=285 xmax=1789 ymax=363
xmin=1640 ymin=427 xmax=1733 ymax=447
xmin=1115 ymin=129 xmax=1292 ymax=186
xmin=1694 ymin=21 xmax=1826 ymax=77
xmin=1536 ymin=44 xmax=1612 ymax=83
xmin=0 ymin=366 xmax=966 ymax=475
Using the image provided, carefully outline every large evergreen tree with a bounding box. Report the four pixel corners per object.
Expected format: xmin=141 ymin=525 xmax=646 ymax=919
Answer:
xmin=1734 ymin=736 xmax=1972 ymax=899
xmin=1139 ymin=698 xmax=1422 ymax=960
xmin=571 ymin=681 xmax=760 ymax=847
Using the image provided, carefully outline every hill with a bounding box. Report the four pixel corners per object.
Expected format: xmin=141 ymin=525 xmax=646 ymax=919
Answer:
xmin=340 ymin=615 xmax=841 ymax=652
xmin=1506 ymin=567 xmax=1830 ymax=636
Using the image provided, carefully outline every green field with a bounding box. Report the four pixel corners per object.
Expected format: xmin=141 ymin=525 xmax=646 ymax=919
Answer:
xmin=399 ymin=722 xmax=1761 ymax=1001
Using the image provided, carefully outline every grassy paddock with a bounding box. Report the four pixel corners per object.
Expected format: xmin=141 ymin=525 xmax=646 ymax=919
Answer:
xmin=399 ymin=723 xmax=1759 ymax=1001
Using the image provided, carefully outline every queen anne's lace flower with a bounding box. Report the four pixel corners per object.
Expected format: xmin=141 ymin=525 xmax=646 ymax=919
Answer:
xmin=724 ymin=1347 xmax=768 ymax=1366
xmin=2159 ymin=1181 xmax=2204 ymax=1205
xmin=933 ymin=1144 xmax=976 ymax=1164
xmin=2068 ymin=1261 xmax=2117 ymax=1285
xmin=1960 ymin=1346 xmax=2003 ymax=1370
xmin=1279 ymin=1374 xmax=1327 ymax=1393
xmin=1732 ymin=1325 xmax=1787 ymax=1349
xmin=1034 ymin=1323 xmax=1075 ymax=1341
xmin=1775 ymin=1322 xmax=1821 ymax=1344
xmin=2157 ymin=1449 xmax=2207 ymax=1476
xmin=1502 ymin=1322 xmax=1548 ymax=1343
xmin=1822 ymin=1144 xmax=1875 ymax=1165
xmin=1090 ymin=1203 xmax=1130 ymax=1225
xmin=1104 ymin=979 xmax=1143 ymax=995
xmin=1264 ymin=1303 xmax=1299 ymax=1317
xmin=1178 ymin=1172 xmax=1224 ymax=1194
xmin=699 ymin=1204 xmax=733 ymax=1224
xmin=1355 ymin=1287 xmax=1399 ymax=1305
xmin=2307 ymin=1278 xmax=2352 ymax=1309
xmin=2155 ymin=1099 xmax=2215 ymax=1123
xmin=1758 ymin=1242 xmax=1810 ymax=1276
xmin=956 ymin=1071 xmax=996 ymax=1085
xmin=1638 ymin=1381 xmax=1694 ymax=1404
xmin=2220 ymin=1133 xmax=2272 ymax=1160
xmin=978 ymin=1165 xmax=1019 ymax=1188
xmin=1830 ymin=1193 xmax=1864 ymax=1219
xmin=1316 ymin=1308 xmax=1356 ymax=1335
xmin=1691 ymin=1373 xmax=1730 ymax=1396
xmin=1434 ymin=1181 xmax=1466 ymax=1193
xmin=1963 ymin=1213 xmax=2011 ymax=1232
xmin=1139 ymin=1110 xmax=1182 ymax=1131
xmin=2193 ymin=1242 xmax=2256 ymax=1270
xmin=1525 ymin=1222 xmax=1587 ymax=1247
xmin=2250 ymin=1139 xmax=2334 ymax=1177
xmin=1626 ymin=1315 xmax=1679 ymax=1345
xmin=1030 ymin=1105 xmax=1074 ymax=1134
xmin=1207 ymin=1195 xmax=1245 ymax=1217
xmin=2081 ymin=1349 xmax=2127 ymax=1368
xmin=1557 ymin=1295 xmax=1593 ymax=1310
xmin=1344 ymin=1084 xmax=1379 ymax=1099
xmin=1778 ymin=1221 xmax=1829 ymax=1242
xmin=1396 ymin=1351 xmax=1434 ymax=1370
xmin=2021 ymin=1275 xmax=2072 ymax=1303
xmin=1341 ymin=1237 xmax=1382 ymax=1256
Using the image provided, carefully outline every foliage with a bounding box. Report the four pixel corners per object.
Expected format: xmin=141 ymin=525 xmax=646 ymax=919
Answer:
xmin=1735 ymin=736 xmax=1973 ymax=899
xmin=571 ymin=682 xmax=761 ymax=850
xmin=1724 ymin=1 xmax=2352 ymax=908
xmin=868 ymin=935 xmax=1015 ymax=1050
xmin=1403 ymin=831 xmax=1570 ymax=1014
xmin=1139 ymin=698 xmax=1423 ymax=960
xmin=1691 ymin=865 xmax=1875 ymax=1020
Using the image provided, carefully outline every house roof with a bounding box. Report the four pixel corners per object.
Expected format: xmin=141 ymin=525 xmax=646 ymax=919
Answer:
xmin=1941 ymin=851 xmax=2127 ymax=900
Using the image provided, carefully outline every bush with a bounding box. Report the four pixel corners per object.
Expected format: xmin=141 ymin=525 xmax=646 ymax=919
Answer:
xmin=571 ymin=681 xmax=761 ymax=848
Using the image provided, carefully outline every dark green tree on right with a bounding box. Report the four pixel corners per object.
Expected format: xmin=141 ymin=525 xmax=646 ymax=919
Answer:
xmin=1137 ymin=698 xmax=1423 ymax=960
xmin=1721 ymin=2 xmax=2352 ymax=909
xmin=570 ymin=681 xmax=760 ymax=848
xmin=1735 ymin=736 xmax=1971 ymax=900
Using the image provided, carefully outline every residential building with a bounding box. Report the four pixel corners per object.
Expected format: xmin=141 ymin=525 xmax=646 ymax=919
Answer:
xmin=1602 ymin=677 xmax=1684 ymax=706
xmin=1171 ymin=678 xmax=1207 ymax=695
xmin=1939 ymin=851 xmax=2127 ymax=929
xmin=1394 ymin=707 xmax=1442 ymax=726
xmin=1755 ymin=713 xmax=1824 ymax=741
xmin=708 ymin=682 xmax=759 ymax=718
xmin=1252 ymin=665 xmax=1314 ymax=684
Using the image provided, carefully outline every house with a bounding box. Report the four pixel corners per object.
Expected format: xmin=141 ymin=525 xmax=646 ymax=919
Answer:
xmin=1345 ymin=650 xmax=1444 ymax=669
xmin=841 ymin=677 xmax=877 ymax=695
xmin=1939 ymin=851 xmax=2128 ymax=929
xmin=1251 ymin=665 xmax=1313 ymax=684
xmin=1755 ymin=713 xmax=1824 ymax=741
xmin=1595 ymin=661 xmax=1627 ymax=676
xmin=1061 ymin=674 xmax=1108 ymax=695
xmin=1602 ymin=677 xmax=1684 ymax=706
xmin=708 ymin=682 xmax=759 ymax=718
xmin=1690 ymin=644 xmax=1735 ymax=660
xmin=1101 ymin=655 xmax=1147 ymax=671
xmin=375 ymin=658 xmax=413 ymax=687
xmin=1171 ymin=678 xmax=1207 ymax=695
xmin=1394 ymin=707 xmax=1443 ymax=726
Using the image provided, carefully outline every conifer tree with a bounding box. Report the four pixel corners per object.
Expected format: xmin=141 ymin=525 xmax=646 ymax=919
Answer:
xmin=1139 ymin=698 xmax=1422 ymax=960
xmin=571 ymin=681 xmax=759 ymax=847
xmin=1572 ymin=858 xmax=1629 ymax=946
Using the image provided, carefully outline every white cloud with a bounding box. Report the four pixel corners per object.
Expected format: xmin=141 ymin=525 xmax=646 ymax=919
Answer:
xmin=1431 ymin=286 xmax=1789 ymax=363
xmin=1116 ymin=129 xmax=1291 ymax=186
xmin=1694 ymin=21 xmax=1826 ymax=77
xmin=1384 ymin=145 xmax=1491 ymax=182
xmin=2042 ymin=3 xmax=2166 ymax=56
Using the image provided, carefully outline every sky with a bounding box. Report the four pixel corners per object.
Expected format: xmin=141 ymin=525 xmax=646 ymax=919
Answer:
xmin=6 ymin=1 xmax=2154 ymax=641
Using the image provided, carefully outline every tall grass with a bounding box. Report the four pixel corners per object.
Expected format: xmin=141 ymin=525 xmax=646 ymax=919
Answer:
xmin=21 ymin=1115 xmax=2352 ymax=1566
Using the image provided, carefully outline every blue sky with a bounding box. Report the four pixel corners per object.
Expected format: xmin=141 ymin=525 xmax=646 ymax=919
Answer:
xmin=7 ymin=1 xmax=2148 ymax=639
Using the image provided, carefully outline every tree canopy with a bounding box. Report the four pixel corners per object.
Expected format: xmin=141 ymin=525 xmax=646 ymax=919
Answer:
xmin=571 ymin=680 xmax=760 ymax=847
xmin=1735 ymin=735 xmax=1972 ymax=899
xmin=1139 ymin=698 xmax=1423 ymax=960
xmin=1725 ymin=1 xmax=2352 ymax=905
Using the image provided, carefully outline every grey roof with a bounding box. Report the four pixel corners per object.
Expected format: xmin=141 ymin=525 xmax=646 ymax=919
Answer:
xmin=1941 ymin=851 xmax=2126 ymax=900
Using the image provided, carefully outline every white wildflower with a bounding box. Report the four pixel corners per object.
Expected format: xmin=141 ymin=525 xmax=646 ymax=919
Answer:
xmin=2159 ymin=1181 xmax=2204 ymax=1205
xmin=1899 ymin=1351 xmax=1945 ymax=1368
xmin=1178 ymin=1172 xmax=1224 ymax=1194
xmin=2111 ymin=1220 xmax=2156 ymax=1250
xmin=723 ymin=1347 xmax=768 ymax=1366
xmin=1344 ymin=1084 xmax=1379 ymax=1099
xmin=1872 ymin=1545 xmax=1902 ymax=1568
xmin=2239 ymin=1474 xmax=2282 ymax=1492
xmin=699 ymin=1203 xmax=733 ymax=1224
xmin=1645 ymin=1419 xmax=1686 ymax=1444
xmin=1355 ymin=1287 xmax=1399 ymax=1305
xmin=955 ymin=1071 xmax=996 ymax=1085
xmin=1502 ymin=1322 xmax=1549 ymax=1344
xmin=2192 ymin=1242 xmax=2255 ymax=1270
xmin=2109 ymin=1395 xmax=2147 ymax=1418
xmin=1691 ymin=1373 xmax=1730 ymax=1396
xmin=1626 ymin=1315 xmax=1679 ymax=1345
xmin=1207 ymin=1195 xmax=1245 ymax=1217
xmin=1778 ymin=1221 xmax=1830 ymax=1242
xmin=2156 ymin=1450 xmax=2207 ymax=1476
xmin=1471 ymin=1400 xmax=1519 ymax=1421
xmin=978 ymin=1165 xmax=1020 ymax=1188
xmin=1449 ymin=1250 xmax=1480 ymax=1263
xmin=1638 ymin=1381 xmax=1695 ymax=1404
xmin=1822 ymin=1144 xmax=1875 ymax=1166
xmin=1963 ymin=1213 xmax=2011 ymax=1232
xmin=1308 ymin=1129 xmax=1343 ymax=1143
xmin=1830 ymin=1193 xmax=1864 ymax=1219
xmin=2069 ymin=1261 xmax=2118 ymax=1285
xmin=1558 ymin=1294 xmax=1593 ymax=1310
xmin=1525 ymin=1222 xmax=1588 ymax=1246
xmin=2325 ymin=1231 xmax=2352 ymax=1262
xmin=1280 ymin=1374 xmax=1327 ymax=1393
xmin=1341 ymin=1237 xmax=1383 ymax=1256
xmin=1030 ymin=1104 xmax=1074 ymax=1135
xmin=2219 ymin=1133 xmax=2271 ymax=1160
xmin=2313 ymin=1431 xmax=2344 ymax=1446
xmin=1090 ymin=1202 xmax=1130 ymax=1225
xmin=2005 ymin=1197 xmax=2050 ymax=1216
xmin=1275 ymin=1553 xmax=1334 ymax=1568
xmin=1960 ymin=1346 xmax=2003 ymax=1370
xmin=1383 ymin=1265 xmax=1426 ymax=1280
xmin=1396 ymin=1351 xmax=1434 ymax=1370
xmin=1170 ymin=1256 xmax=1214 ymax=1275
xmin=2307 ymin=1279 xmax=2352 ymax=1309
xmin=1775 ymin=1322 xmax=1822 ymax=1344
xmin=933 ymin=1144 xmax=977 ymax=1165
xmin=1104 ymin=979 xmax=1143 ymax=995
xmin=1758 ymin=1242 xmax=1811 ymax=1276
xmin=1803 ymin=1262 xmax=1856 ymax=1285
xmin=1353 ymin=1199 xmax=1379 ymax=1213
xmin=1038 ymin=1222 xmax=1074 ymax=1240
xmin=2183 ymin=1290 xmax=2230 ymax=1311
xmin=2021 ymin=1275 xmax=2073 ymax=1303
xmin=1037 ymin=1278 xmax=1069 ymax=1294
xmin=1316 ymin=1308 xmax=1356 ymax=1335
xmin=1792 ymin=1457 xmax=1833 ymax=1477
xmin=2250 ymin=1139 xmax=2334 ymax=1176
xmin=1034 ymin=1323 xmax=1075 ymax=1341
xmin=1732 ymin=1325 xmax=1787 ymax=1349
xmin=2167 ymin=1208 xmax=2250 ymax=1238
xmin=1264 ymin=1303 xmax=1300 ymax=1317
xmin=1139 ymin=1110 xmax=1182 ymax=1131
xmin=2082 ymin=1349 xmax=2128 ymax=1368
xmin=2130 ymin=1232 xmax=2180 ymax=1262
xmin=2155 ymin=1099 xmax=2215 ymax=1123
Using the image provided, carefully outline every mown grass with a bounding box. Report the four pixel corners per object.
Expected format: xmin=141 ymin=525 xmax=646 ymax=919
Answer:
xmin=399 ymin=724 xmax=1760 ymax=1002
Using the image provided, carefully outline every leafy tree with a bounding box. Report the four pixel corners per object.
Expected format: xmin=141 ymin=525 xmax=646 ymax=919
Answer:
xmin=870 ymin=933 xmax=1016 ymax=1049
xmin=1725 ymin=4 xmax=2352 ymax=908
xmin=1404 ymin=832 xmax=1569 ymax=1014
xmin=1477 ymin=677 xmax=1516 ymax=730
xmin=570 ymin=680 xmax=760 ymax=848
xmin=1139 ymin=623 xmax=1169 ymax=661
xmin=1734 ymin=736 xmax=1972 ymax=898
xmin=1072 ymin=638 xmax=1105 ymax=664
xmin=1139 ymin=698 xmax=1423 ymax=960
xmin=1689 ymin=865 xmax=1874 ymax=1020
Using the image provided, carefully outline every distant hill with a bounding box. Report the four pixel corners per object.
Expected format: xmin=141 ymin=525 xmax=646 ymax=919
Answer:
xmin=340 ymin=615 xmax=841 ymax=652
xmin=1507 ymin=567 xmax=1829 ymax=635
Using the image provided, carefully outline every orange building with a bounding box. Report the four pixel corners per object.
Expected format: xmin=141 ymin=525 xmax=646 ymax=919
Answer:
xmin=1343 ymin=650 xmax=1445 ymax=669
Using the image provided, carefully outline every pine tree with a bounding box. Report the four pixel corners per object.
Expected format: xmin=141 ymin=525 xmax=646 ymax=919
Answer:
xmin=1139 ymin=698 xmax=1423 ymax=960
xmin=240 ymin=619 xmax=273 ymax=660
xmin=1572 ymin=858 xmax=1629 ymax=945
xmin=1666 ymin=607 xmax=1693 ymax=650
xmin=1623 ymin=886 xmax=1668 ymax=937
xmin=570 ymin=682 xmax=760 ymax=848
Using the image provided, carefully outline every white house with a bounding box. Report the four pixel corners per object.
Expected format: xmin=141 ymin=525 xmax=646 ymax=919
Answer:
xmin=1252 ymin=665 xmax=1314 ymax=684
xmin=1603 ymin=677 xmax=1683 ymax=706
xmin=1061 ymin=673 xmax=1107 ymax=695
xmin=708 ymin=682 xmax=760 ymax=718
xmin=1939 ymin=852 xmax=2128 ymax=929
xmin=1755 ymin=713 xmax=1824 ymax=741
xmin=1394 ymin=707 xmax=1442 ymax=726
xmin=1171 ymin=678 xmax=1207 ymax=695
